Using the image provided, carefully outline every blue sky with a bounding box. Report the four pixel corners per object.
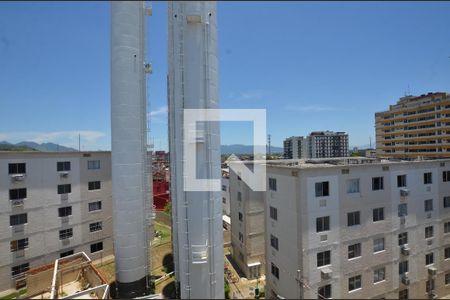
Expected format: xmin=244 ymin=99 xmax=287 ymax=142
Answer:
xmin=1 ymin=1 xmax=449 ymax=151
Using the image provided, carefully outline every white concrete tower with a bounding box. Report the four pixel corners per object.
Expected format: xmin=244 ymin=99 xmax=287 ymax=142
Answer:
xmin=168 ymin=1 xmax=224 ymax=298
xmin=111 ymin=1 xmax=151 ymax=298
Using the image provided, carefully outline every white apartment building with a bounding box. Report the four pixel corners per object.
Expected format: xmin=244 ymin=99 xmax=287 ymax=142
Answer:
xmin=222 ymin=171 xmax=231 ymax=216
xmin=284 ymin=132 xmax=349 ymax=159
xmin=265 ymin=157 xmax=450 ymax=299
xmin=0 ymin=151 xmax=113 ymax=292
xmin=229 ymin=164 xmax=265 ymax=279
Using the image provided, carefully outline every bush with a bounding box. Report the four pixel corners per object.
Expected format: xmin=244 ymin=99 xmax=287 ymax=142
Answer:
xmin=224 ymin=278 xmax=231 ymax=299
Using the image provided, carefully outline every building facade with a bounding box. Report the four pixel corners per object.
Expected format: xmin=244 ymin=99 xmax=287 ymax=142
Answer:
xmin=229 ymin=165 xmax=265 ymax=279
xmin=0 ymin=151 xmax=113 ymax=292
xmin=284 ymin=132 xmax=349 ymax=159
xmin=265 ymin=158 xmax=450 ymax=299
xmin=222 ymin=169 xmax=231 ymax=216
xmin=376 ymin=92 xmax=450 ymax=159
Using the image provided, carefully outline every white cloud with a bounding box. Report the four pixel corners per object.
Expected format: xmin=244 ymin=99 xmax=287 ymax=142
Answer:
xmin=284 ymin=104 xmax=342 ymax=112
xmin=149 ymin=105 xmax=168 ymax=117
xmin=228 ymin=90 xmax=264 ymax=102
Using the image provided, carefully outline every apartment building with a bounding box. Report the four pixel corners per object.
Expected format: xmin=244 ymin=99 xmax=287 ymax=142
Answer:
xmin=284 ymin=132 xmax=349 ymax=159
xmin=283 ymin=136 xmax=307 ymax=159
xmin=222 ymin=169 xmax=231 ymax=216
xmin=0 ymin=151 xmax=113 ymax=292
xmin=376 ymin=92 xmax=450 ymax=159
xmin=229 ymin=164 xmax=265 ymax=279
xmin=265 ymin=157 xmax=450 ymax=299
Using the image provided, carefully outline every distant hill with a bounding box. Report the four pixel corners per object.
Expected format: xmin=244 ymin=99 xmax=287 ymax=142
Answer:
xmin=221 ymin=144 xmax=283 ymax=155
xmin=0 ymin=141 xmax=77 ymax=152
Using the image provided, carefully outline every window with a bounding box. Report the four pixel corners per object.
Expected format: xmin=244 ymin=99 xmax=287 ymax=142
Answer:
xmin=444 ymin=171 xmax=450 ymax=182
xmin=90 ymin=242 xmax=103 ymax=253
xmin=372 ymin=177 xmax=384 ymax=190
xmin=88 ymin=201 xmax=102 ymax=212
xmin=10 ymin=213 xmax=27 ymax=226
xmin=317 ymin=250 xmax=331 ymax=267
xmin=269 ymin=206 xmax=278 ymax=221
xmin=346 ymin=178 xmax=360 ymax=193
xmin=238 ymin=212 xmax=243 ymax=221
xmin=426 ymin=279 xmax=435 ymax=293
xmin=58 ymin=206 xmax=72 ymax=217
xmin=315 ymin=181 xmax=329 ymax=197
xmin=57 ymin=161 xmax=71 ymax=172
xmin=425 ymin=226 xmax=434 ymax=238
xmin=11 ymin=263 xmax=29 ymax=277
xmin=347 ymin=211 xmax=360 ymax=226
xmin=425 ymin=199 xmax=433 ymax=212
xmin=424 ymin=172 xmax=432 ymax=184
xmin=374 ymin=267 xmax=385 ymax=283
xmin=88 ymin=181 xmax=101 ymax=190
xmin=399 ymin=260 xmax=408 ymax=275
xmin=270 ymin=234 xmax=279 ymax=250
xmin=238 ymin=232 xmax=243 ymax=242
xmin=444 ymin=197 xmax=450 ymax=208
xmin=373 ymin=207 xmax=384 ymax=222
xmin=59 ymin=228 xmax=73 ymax=240
xmin=348 ymin=243 xmax=361 ymax=259
xmin=348 ymin=275 xmax=362 ymax=291
xmin=222 ymin=185 xmax=227 ymax=192
xmin=222 ymin=197 xmax=226 ymax=204
xmin=445 ymin=247 xmax=450 ymax=259
xmin=87 ymin=160 xmax=100 ymax=170
xmin=373 ymin=238 xmax=385 ymax=252
xmin=89 ymin=221 xmax=103 ymax=232
xmin=399 ymin=289 xmax=408 ymax=300
xmin=9 ymin=188 xmax=27 ymax=200
xmin=10 ymin=238 xmax=28 ymax=252
xmin=237 ymin=175 xmax=242 ymax=181
xmin=398 ymin=203 xmax=408 ymax=217
xmin=398 ymin=232 xmax=408 ymax=246
xmin=269 ymin=178 xmax=277 ymax=191
xmin=237 ymin=192 xmax=242 ymax=201
xmin=316 ymin=216 xmax=330 ymax=232
xmin=426 ymin=253 xmax=434 ymax=265
xmin=57 ymin=184 xmax=71 ymax=194
xmin=446 ymin=273 xmax=450 ymax=285
xmin=318 ymin=284 xmax=331 ymax=299
xmin=8 ymin=163 xmax=26 ymax=174
xmin=271 ymin=263 xmax=279 ymax=279
xmin=397 ymin=175 xmax=407 ymax=187
xmin=445 ymin=222 xmax=450 ymax=233
xmin=60 ymin=250 xmax=74 ymax=258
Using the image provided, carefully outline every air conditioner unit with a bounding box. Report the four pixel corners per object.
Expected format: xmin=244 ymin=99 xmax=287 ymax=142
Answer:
xmin=320 ymin=234 xmax=328 ymax=242
xmin=427 ymin=213 xmax=432 ymax=219
xmin=400 ymin=188 xmax=409 ymax=197
xmin=428 ymin=267 xmax=437 ymax=276
xmin=321 ymin=268 xmax=332 ymax=280
xmin=401 ymin=275 xmax=410 ymax=285
xmin=427 ymin=239 xmax=433 ymax=246
xmin=401 ymin=245 xmax=410 ymax=256
xmin=11 ymin=199 xmax=24 ymax=207
xmin=400 ymin=216 xmax=406 ymax=225
xmin=59 ymin=171 xmax=69 ymax=178
xmin=11 ymin=174 xmax=25 ymax=182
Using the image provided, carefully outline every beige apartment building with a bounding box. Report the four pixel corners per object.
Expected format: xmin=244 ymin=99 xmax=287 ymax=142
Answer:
xmin=0 ymin=151 xmax=113 ymax=292
xmin=229 ymin=164 xmax=266 ymax=279
xmin=265 ymin=157 xmax=450 ymax=299
xmin=376 ymin=92 xmax=450 ymax=159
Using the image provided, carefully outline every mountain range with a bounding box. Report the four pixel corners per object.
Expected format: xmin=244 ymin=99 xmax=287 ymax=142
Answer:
xmin=0 ymin=141 xmax=77 ymax=152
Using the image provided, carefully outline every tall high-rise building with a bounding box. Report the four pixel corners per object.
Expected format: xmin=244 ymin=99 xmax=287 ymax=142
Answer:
xmin=284 ymin=132 xmax=349 ymax=159
xmin=0 ymin=151 xmax=113 ymax=292
xmin=376 ymin=92 xmax=450 ymax=159
xmin=168 ymin=1 xmax=224 ymax=298
xmin=265 ymin=157 xmax=450 ymax=299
